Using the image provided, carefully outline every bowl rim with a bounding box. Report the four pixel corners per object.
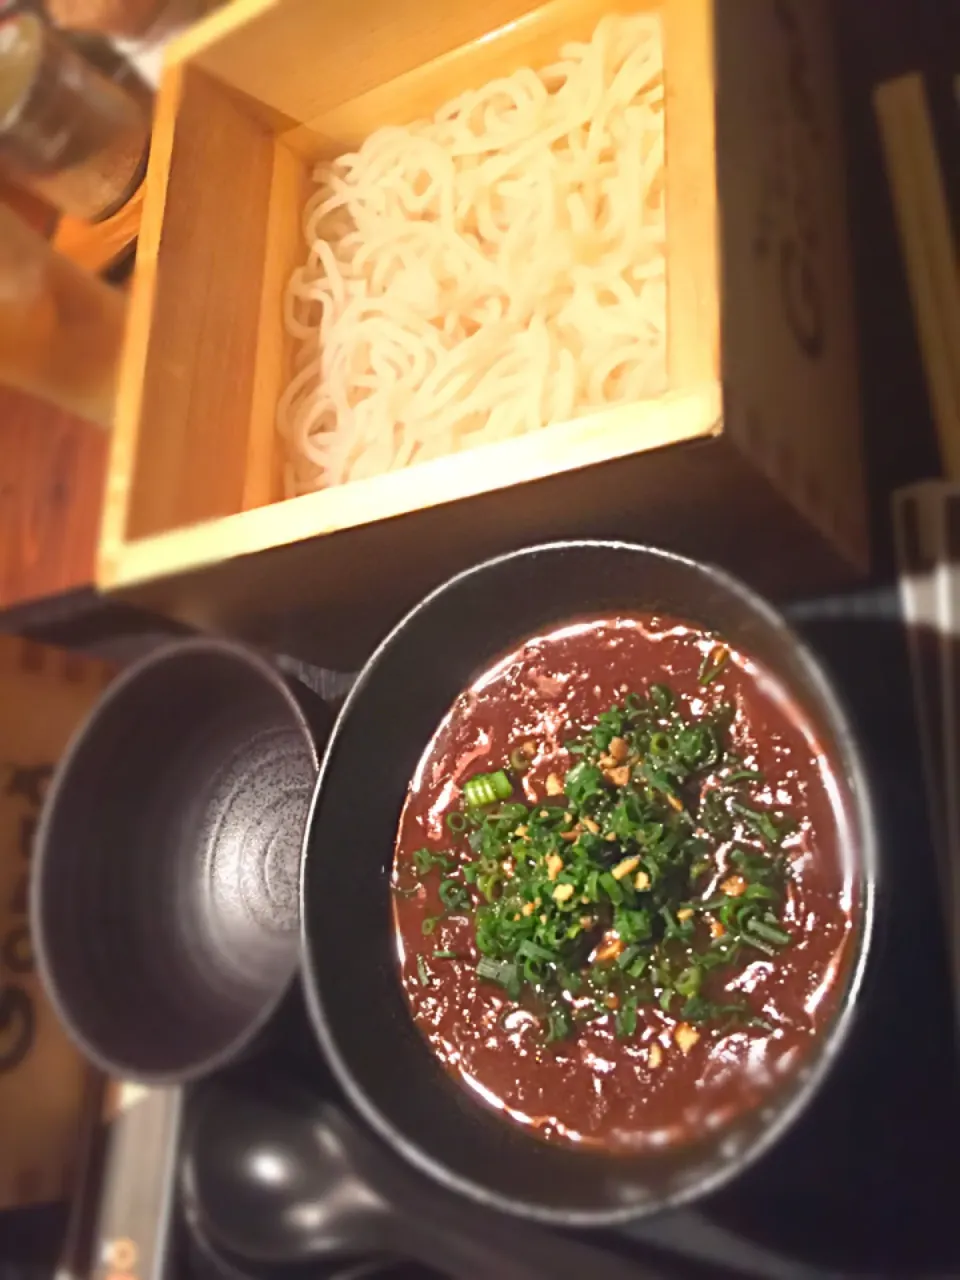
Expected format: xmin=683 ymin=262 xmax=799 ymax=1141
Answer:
xmin=300 ymin=538 xmax=879 ymax=1226
xmin=31 ymin=635 xmax=320 ymax=1085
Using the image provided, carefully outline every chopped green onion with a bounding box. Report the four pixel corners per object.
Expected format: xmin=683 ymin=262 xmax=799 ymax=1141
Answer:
xmin=682 ymin=995 xmax=746 ymax=1024
xmin=416 ymin=956 xmax=430 ymax=985
xmin=599 ymin=871 xmax=624 ymax=905
xmin=438 ymin=879 xmax=470 ymax=912
xmin=413 ymin=847 xmax=454 ymax=874
xmin=744 ymin=882 xmax=778 ymax=901
xmin=476 ymin=956 xmax=519 ymax=989
xmin=649 ymin=684 xmax=674 ymax=713
xmin=730 ymin=801 xmax=782 ymax=848
xmin=476 ymin=872 xmax=500 ymax=902
xmin=463 ymin=770 xmax=513 ymax=808
xmin=403 ymin=679 xmax=798 ymax=1042
xmin=616 ymin=993 xmax=639 ymax=1038
xmin=675 ymin=965 xmax=702 ymax=998
xmin=660 ymin=905 xmax=692 ymax=940
xmin=696 ymin=894 xmax=733 ymax=912
xmin=747 ymin=918 xmax=792 ymax=946
xmin=640 ymin=761 xmax=682 ymax=803
xmin=742 ymin=934 xmax=778 ymax=956
xmin=698 ymin=645 xmax=730 ymax=686
xmin=517 ymin=939 xmax=556 ymax=962
xmin=564 ymin=761 xmax=604 ymax=806
xmin=545 ymin=1008 xmax=571 ymax=1042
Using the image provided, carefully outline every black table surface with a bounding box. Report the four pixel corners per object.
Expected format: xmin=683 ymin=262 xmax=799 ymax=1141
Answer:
xmin=4 ymin=580 xmax=954 ymax=1280
xmin=135 ymin=586 xmax=957 ymax=1280
xmin=156 ymin=586 xmax=958 ymax=1280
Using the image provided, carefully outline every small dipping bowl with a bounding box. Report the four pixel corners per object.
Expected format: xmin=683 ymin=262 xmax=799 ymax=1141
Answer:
xmin=32 ymin=638 xmax=328 ymax=1083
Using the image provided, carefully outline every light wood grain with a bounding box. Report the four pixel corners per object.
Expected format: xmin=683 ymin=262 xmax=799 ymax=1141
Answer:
xmin=99 ymin=58 xmax=184 ymax=584
xmin=116 ymin=431 xmax=854 ymax=669
xmin=118 ymin=65 xmax=275 ymax=542
xmin=106 ymin=382 xmax=721 ymax=589
xmin=0 ymin=387 xmax=107 ymax=608
xmin=243 ymin=139 xmax=308 ymax=510
xmin=171 ymin=0 xmax=560 ymax=132
xmin=663 ymin=0 xmax=719 ymax=388
xmin=282 ymin=0 xmax=662 ymax=159
xmin=101 ymin=0 xmax=715 ymax=576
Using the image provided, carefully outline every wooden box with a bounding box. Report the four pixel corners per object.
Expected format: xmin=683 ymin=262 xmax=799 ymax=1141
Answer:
xmin=99 ymin=0 xmax=866 ymax=664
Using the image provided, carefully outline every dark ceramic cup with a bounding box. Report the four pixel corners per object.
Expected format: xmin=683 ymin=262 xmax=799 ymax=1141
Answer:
xmin=32 ymin=638 xmax=329 ymax=1084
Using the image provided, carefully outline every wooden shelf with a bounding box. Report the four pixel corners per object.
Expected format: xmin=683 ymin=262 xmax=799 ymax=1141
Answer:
xmin=0 ymin=184 xmax=140 ymax=613
xmin=0 ymin=386 xmax=108 ymax=610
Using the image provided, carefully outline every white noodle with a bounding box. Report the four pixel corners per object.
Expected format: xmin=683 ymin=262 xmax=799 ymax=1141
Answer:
xmin=278 ymin=12 xmax=667 ymax=496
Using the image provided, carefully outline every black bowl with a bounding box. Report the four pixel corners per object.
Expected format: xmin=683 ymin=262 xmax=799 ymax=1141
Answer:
xmin=32 ymin=638 xmax=328 ymax=1083
xmin=301 ymin=541 xmax=878 ymax=1226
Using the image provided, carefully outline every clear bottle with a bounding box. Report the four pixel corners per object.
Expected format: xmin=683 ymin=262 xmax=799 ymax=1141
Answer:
xmin=48 ymin=0 xmax=226 ymax=89
xmin=0 ymin=11 xmax=149 ymax=221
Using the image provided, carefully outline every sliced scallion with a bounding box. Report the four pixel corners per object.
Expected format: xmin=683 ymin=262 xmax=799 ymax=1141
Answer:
xmin=747 ymin=918 xmax=792 ymax=946
xmin=403 ymin=677 xmax=798 ymax=1044
xmin=463 ymin=769 xmax=513 ymax=809
xmin=698 ymin=645 xmax=730 ymax=686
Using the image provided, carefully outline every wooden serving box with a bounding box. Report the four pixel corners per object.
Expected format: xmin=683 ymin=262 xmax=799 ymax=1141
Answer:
xmin=100 ymin=0 xmax=866 ymax=664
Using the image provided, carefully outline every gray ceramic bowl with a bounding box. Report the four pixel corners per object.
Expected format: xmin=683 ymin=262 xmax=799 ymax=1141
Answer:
xmin=32 ymin=638 xmax=328 ymax=1083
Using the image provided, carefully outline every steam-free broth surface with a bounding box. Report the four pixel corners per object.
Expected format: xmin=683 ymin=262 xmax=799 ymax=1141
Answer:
xmin=392 ymin=616 xmax=854 ymax=1150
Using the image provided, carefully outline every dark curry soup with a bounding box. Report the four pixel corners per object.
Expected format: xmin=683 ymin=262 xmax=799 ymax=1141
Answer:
xmin=392 ymin=615 xmax=854 ymax=1152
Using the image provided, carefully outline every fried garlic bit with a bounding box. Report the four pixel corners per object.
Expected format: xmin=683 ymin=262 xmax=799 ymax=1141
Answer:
xmin=674 ymin=1023 xmax=700 ymax=1055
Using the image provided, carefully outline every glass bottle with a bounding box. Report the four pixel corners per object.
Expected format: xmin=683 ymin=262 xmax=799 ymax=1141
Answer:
xmin=0 ymin=12 xmax=149 ymax=221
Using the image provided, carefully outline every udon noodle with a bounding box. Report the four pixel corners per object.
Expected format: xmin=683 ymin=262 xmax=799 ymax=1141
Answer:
xmin=278 ymin=13 xmax=666 ymax=495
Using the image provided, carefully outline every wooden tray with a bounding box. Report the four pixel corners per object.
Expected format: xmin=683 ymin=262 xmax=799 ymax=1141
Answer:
xmin=0 ymin=386 xmax=108 ymax=611
xmin=99 ymin=0 xmax=867 ymax=665
xmin=0 ymin=637 xmax=114 ymax=1211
